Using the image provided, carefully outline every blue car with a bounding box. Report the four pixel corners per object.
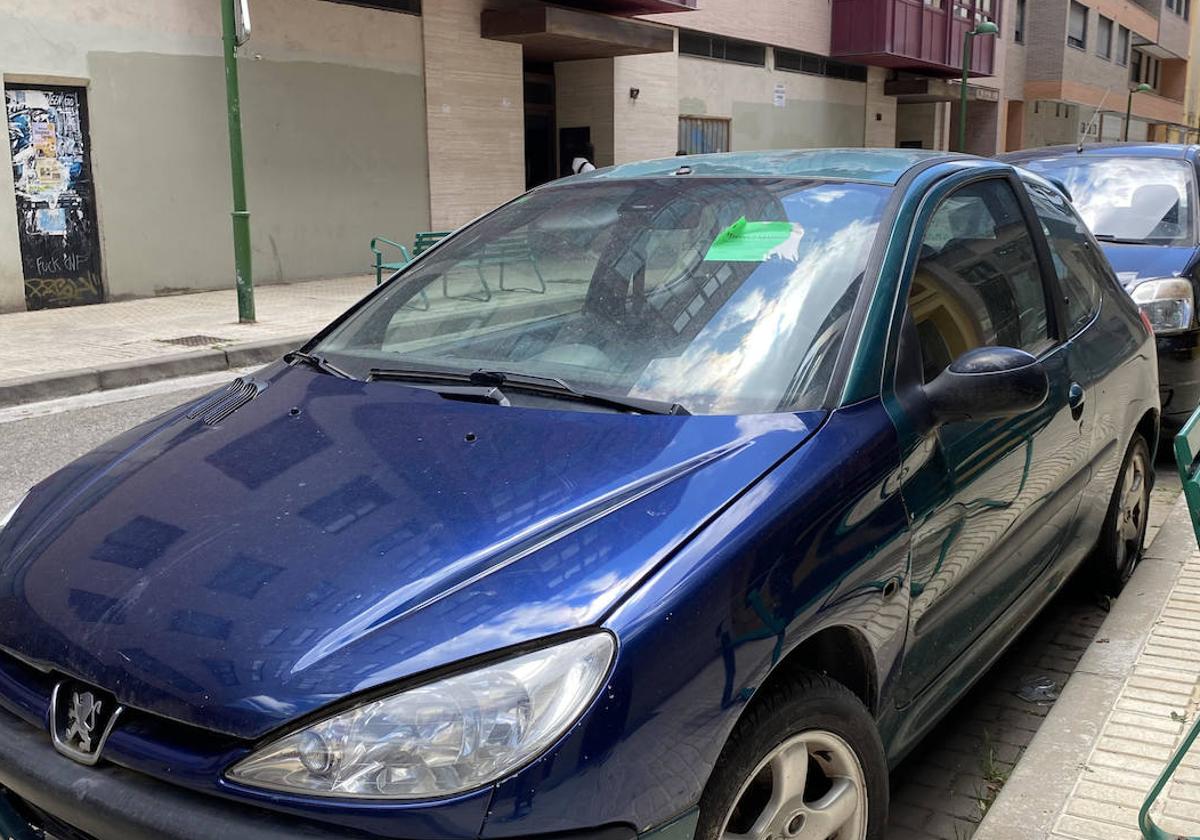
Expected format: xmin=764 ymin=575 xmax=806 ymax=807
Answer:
xmin=1001 ymin=143 xmax=1200 ymax=431
xmin=0 ymin=150 xmax=1158 ymax=840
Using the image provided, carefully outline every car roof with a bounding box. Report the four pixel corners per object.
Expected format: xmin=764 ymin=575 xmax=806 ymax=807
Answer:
xmin=568 ymin=148 xmax=971 ymax=187
xmin=1000 ymin=142 xmax=1200 ymax=163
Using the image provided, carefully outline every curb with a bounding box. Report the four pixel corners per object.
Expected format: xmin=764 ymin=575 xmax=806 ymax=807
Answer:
xmin=973 ymin=491 xmax=1196 ymax=840
xmin=0 ymin=336 xmax=308 ymax=409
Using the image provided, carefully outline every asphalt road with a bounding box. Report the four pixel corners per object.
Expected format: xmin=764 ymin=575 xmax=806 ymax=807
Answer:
xmin=0 ymin=372 xmax=239 ymax=513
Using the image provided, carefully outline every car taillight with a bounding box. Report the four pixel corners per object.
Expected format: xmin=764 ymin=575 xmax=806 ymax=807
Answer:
xmin=1139 ymin=309 xmax=1155 ymax=335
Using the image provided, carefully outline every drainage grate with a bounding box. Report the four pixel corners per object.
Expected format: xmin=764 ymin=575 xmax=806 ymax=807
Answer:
xmin=157 ymin=334 xmax=230 ymax=348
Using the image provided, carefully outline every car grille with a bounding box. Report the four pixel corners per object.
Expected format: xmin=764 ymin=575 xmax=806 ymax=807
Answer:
xmin=186 ymin=376 xmax=267 ymax=426
xmin=6 ymin=793 xmax=97 ymax=840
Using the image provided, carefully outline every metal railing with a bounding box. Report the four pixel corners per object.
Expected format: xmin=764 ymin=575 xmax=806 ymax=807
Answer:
xmin=1140 ymin=406 xmax=1200 ymax=839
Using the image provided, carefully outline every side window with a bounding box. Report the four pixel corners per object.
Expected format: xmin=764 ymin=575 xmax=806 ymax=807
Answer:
xmin=908 ymin=179 xmax=1051 ymax=383
xmin=1024 ymin=180 xmax=1104 ymax=335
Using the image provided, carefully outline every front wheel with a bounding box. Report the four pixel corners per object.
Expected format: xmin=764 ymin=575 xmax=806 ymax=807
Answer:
xmin=695 ymin=671 xmax=887 ymax=840
xmin=1091 ymin=433 xmax=1151 ymax=596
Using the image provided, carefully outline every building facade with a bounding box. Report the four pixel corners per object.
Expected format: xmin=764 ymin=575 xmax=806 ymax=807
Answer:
xmin=0 ymin=0 xmax=1192 ymax=313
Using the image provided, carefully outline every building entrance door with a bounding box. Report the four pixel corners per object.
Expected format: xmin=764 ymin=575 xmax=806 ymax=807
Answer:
xmin=4 ymin=85 xmax=103 ymax=310
xmin=524 ymin=62 xmax=557 ymax=189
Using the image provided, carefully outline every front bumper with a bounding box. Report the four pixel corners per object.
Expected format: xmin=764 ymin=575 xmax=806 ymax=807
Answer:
xmin=0 ymin=705 xmax=357 ymax=840
xmin=0 ymin=705 xmax=641 ymax=840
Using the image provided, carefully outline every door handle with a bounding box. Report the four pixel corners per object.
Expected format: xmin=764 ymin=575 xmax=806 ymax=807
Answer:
xmin=1069 ymin=382 xmax=1086 ymax=421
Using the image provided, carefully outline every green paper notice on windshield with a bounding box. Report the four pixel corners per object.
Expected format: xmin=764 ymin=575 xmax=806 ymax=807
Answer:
xmin=704 ymin=217 xmax=804 ymax=262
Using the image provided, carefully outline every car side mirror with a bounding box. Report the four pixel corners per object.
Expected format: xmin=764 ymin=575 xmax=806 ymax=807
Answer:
xmin=924 ymin=346 xmax=1049 ymax=425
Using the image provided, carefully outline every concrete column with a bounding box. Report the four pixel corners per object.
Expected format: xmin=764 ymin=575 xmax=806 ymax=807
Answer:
xmin=422 ymin=0 xmax=524 ymax=230
xmin=556 ymin=59 xmax=616 ymax=167
xmin=864 ymin=67 xmax=897 ymax=147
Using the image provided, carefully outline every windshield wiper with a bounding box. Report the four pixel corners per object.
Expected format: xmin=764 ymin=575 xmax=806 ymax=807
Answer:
xmin=1092 ymin=233 xmax=1163 ymax=245
xmin=285 ymin=350 xmax=354 ymax=379
xmin=368 ymin=366 xmax=690 ymax=415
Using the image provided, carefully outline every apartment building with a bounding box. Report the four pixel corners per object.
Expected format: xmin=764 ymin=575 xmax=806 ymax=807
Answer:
xmin=0 ymin=0 xmax=1192 ymax=312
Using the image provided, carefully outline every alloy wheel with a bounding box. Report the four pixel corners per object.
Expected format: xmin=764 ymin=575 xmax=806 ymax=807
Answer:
xmin=1116 ymin=445 xmax=1149 ymax=579
xmin=720 ymin=730 xmax=868 ymax=840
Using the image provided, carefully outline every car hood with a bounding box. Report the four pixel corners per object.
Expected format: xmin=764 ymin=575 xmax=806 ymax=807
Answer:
xmin=0 ymin=364 xmax=820 ymax=738
xmin=1099 ymin=242 xmax=1199 ymax=289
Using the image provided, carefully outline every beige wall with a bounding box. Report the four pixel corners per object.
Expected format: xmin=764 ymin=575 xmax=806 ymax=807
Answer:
xmin=1 ymin=0 xmax=430 ymax=311
xmin=641 ymin=0 xmax=831 ymax=55
xmin=555 ymin=48 xmax=679 ymax=170
xmin=677 ymin=56 xmax=869 ymax=151
xmin=422 ymin=0 xmax=523 ymax=231
xmin=614 ymin=49 xmax=680 ymax=163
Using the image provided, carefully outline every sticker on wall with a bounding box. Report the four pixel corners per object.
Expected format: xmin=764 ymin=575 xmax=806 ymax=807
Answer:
xmin=35 ymin=208 xmax=68 ymax=236
xmin=773 ymin=83 xmax=786 ymax=108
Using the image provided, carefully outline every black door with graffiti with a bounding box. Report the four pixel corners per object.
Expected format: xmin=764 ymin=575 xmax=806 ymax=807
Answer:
xmin=5 ymin=85 xmax=103 ymax=309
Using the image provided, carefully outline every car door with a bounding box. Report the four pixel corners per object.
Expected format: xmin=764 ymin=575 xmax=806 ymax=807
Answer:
xmin=889 ymin=175 xmax=1092 ymax=704
xmin=1023 ymin=177 xmax=1119 ymax=544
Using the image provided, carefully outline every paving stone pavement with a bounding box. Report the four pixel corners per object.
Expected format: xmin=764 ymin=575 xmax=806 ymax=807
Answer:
xmin=0 ymin=275 xmax=377 ymax=383
xmin=887 ymin=459 xmax=1182 ymax=840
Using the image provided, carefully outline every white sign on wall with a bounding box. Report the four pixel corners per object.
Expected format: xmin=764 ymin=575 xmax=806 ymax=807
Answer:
xmin=773 ymin=83 xmax=786 ymax=108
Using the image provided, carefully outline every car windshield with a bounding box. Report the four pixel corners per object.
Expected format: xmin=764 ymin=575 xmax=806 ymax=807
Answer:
xmin=316 ymin=178 xmax=888 ymax=415
xmin=1017 ymin=155 xmax=1196 ymax=245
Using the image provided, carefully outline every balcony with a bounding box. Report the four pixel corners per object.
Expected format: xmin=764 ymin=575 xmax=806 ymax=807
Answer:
xmin=553 ymin=0 xmax=697 ymax=14
xmin=831 ymin=0 xmax=997 ymax=78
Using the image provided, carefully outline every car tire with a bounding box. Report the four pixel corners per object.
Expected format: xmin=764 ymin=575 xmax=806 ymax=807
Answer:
xmin=1092 ymin=433 xmax=1152 ymax=596
xmin=695 ymin=670 xmax=887 ymax=840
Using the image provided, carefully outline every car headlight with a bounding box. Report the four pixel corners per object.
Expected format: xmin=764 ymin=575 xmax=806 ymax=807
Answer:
xmin=226 ymin=632 xmax=615 ymax=799
xmin=1131 ymin=278 xmax=1194 ymax=335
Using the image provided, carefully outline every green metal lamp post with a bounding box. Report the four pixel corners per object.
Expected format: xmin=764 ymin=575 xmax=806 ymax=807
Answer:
xmin=1124 ymin=82 xmax=1154 ymax=142
xmin=958 ymin=20 xmax=999 ymax=153
xmin=221 ymin=0 xmax=255 ymax=323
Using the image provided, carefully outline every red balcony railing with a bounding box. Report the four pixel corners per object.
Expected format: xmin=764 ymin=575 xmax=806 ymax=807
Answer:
xmin=831 ymin=0 xmax=997 ymax=77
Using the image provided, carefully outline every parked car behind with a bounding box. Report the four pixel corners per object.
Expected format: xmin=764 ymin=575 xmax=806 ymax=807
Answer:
xmin=0 ymin=149 xmax=1159 ymax=840
xmin=1000 ymin=143 xmax=1200 ymax=431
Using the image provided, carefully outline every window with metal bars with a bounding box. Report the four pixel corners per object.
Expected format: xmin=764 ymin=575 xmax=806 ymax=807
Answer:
xmin=318 ymin=0 xmax=420 ymax=13
xmin=678 ymin=31 xmax=766 ymax=66
xmin=678 ymin=116 xmax=730 ymax=155
xmin=775 ymin=48 xmax=868 ymax=82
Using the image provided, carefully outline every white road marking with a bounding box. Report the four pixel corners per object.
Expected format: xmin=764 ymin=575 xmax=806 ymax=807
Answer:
xmin=0 ymin=368 xmax=258 ymax=425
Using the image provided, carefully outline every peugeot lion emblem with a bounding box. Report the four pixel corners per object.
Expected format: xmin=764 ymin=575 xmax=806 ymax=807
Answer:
xmin=50 ymin=682 xmax=122 ymax=765
xmin=65 ymin=690 xmax=101 ymax=752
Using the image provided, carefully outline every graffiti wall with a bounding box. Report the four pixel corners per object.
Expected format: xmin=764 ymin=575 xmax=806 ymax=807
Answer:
xmin=5 ymin=86 xmax=103 ymax=309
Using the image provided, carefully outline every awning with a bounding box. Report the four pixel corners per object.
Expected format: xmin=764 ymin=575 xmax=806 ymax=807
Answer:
xmin=555 ymin=0 xmax=696 ymax=13
xmin=481 ymin=5 xmax=675 ymax=61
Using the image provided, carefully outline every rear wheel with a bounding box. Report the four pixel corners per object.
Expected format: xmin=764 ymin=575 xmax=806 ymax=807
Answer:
xmin=696 ymin=671 xmax=887 ymax=840
xmin=1092 ymin=433 xmax=1151 ymax=596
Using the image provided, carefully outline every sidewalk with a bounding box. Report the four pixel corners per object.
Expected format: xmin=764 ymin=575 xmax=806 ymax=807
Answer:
xmin=0 ymin=276 xmax=376 ymax=407
xmin=976 ymin=489 xmax=1200 ymax=840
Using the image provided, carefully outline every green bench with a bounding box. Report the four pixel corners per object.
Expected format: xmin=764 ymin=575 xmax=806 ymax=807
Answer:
xmin=414 ymin=230 xmax=451 ymax=257
xmin=1139 ymin=408 xmax=1200 ymax=839
xmin=370 ymin=236 xmax=411 ymax=287
xmin=371 ymin=231 xmax=453 ymax=287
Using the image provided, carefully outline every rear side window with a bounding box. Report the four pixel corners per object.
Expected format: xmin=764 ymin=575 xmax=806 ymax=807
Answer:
xmin=909 ymin=178 xmax=1051 ymax=382
xmin=1024 ymin=180 xmax=1103 ymax=335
